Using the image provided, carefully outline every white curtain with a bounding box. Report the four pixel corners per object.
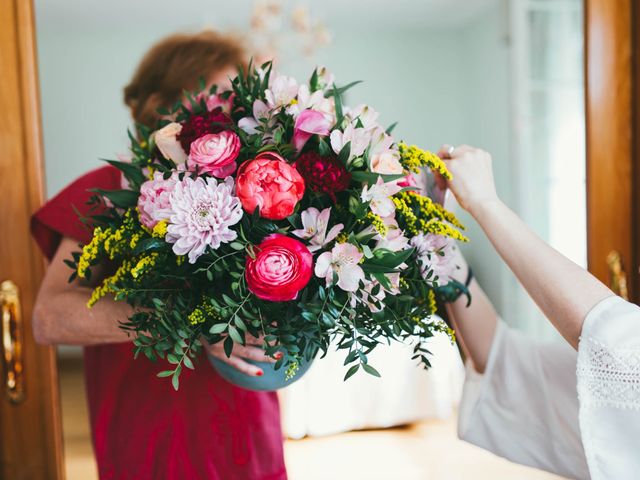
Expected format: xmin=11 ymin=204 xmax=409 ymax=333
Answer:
xmin=508 ymin=0 xmax=585 ymax=338
xmin=279 ymin=330 xmax=464 ymax=439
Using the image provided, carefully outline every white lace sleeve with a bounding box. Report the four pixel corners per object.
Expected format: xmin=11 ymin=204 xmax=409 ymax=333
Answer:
xmin=577 ymin=296 xmax=640 ymax=480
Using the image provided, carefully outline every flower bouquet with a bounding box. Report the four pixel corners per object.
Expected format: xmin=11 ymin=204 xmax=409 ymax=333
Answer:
xmin=69 ymin=62 xmax=468 ymax=390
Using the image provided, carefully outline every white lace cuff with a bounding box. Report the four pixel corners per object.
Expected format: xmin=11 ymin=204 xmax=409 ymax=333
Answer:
xmin=577 ymin=296 xmax=640 ymax=410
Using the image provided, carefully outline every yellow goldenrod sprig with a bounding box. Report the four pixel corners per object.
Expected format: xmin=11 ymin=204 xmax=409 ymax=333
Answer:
xmin=77 ymin=226 xmax=111 ymax=279
xmin=398 ymin=142 xmax=451 ymax=179
xmin=87 ymin=260 xmax=132 ymax=307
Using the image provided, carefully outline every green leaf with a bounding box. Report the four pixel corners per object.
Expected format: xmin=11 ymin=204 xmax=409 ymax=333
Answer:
xmin=385 ymin=122 xmax=398 ymax=134
xmin=102 ymin=159 xmax=146 ymax=186
xmin=350 ymin=171 xmax=406 ymax=184
xmin=337 ymin=141 xmax=351 ymax=165
xmin=331 ymin=84 xmax=344 ymax=125
xmin=167 ymin=353 xmax=179 ymax=364
xmin=362 ymin=363 xmax=381 ymax=377
xmin=133 ymin=238 xmax=166 ymax=255
xmin=156 ymin=370 xmax=174 ymax=378
xmin=171 ymin=373 xmax=180 ymax=391
xmin=229 ymin=241 xmax=245 ymax=251
xmin=210 ymin=323 xmax=227 ymax=335
xmin=361 ymin=263 xmax=399 ymax=274
xmin=326 ymin=80 xmax=363 ymax=98
xmin=228 ymin=325 xmax=243 ymax=344
xmin=183 ymin=356 xmax=194 ymax=370
xmin=344 ymin=364 xmax=359 ymax=381
xmin=371 ymin=247 xmax=415 ymax=269
xmin=90 ymin=188 xmax=139 ymax=208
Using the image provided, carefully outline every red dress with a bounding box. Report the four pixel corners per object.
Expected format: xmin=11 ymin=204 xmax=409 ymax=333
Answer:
xmin=31 ymin=166 xmax=287 ymax=480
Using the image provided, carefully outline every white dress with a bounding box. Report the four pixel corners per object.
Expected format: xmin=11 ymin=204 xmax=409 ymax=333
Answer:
xmin=458 ymin=296 xmax=640 ymax=480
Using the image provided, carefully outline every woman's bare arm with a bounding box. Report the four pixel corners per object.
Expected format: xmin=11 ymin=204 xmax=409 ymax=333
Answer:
xmin=33 ymin=236 xmax=133 ymax=345
xmin=443 ymin=248 xmax=498 ymax=373
xmin=441 ymin=145 xmax=614 ymax=348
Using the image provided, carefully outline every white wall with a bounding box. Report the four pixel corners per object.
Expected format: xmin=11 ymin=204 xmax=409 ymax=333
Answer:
xmin=36 ymin=1 xmax=529 ymax=332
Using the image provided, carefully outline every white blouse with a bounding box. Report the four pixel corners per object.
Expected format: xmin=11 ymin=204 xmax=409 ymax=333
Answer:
xmin=458 ymin=296 xmax=640 ymax=480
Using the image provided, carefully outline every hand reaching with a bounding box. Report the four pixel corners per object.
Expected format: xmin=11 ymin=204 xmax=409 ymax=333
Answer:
xmin=437 ymin=144 xmax=499 ymax=215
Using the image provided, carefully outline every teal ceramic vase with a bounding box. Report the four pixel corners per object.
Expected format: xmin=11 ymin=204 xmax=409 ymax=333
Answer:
xmin=208 ymin=354 xmax=314 ymax=391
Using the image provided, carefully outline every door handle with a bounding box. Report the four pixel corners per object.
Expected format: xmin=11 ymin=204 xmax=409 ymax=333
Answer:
xmin=606 ymin=251 xmax=629 ymax=301
xmin=1 ymin=280 xmax=25 ymax=404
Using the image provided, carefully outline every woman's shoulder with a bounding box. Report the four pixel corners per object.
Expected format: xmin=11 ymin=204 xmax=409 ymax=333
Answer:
xmin=31 ymin=165 xmax=122 ymax=259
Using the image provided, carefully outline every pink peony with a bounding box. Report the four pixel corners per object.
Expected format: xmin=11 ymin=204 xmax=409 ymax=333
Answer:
xmin=293 ymin=109 xmax=331 ymax=151
xmin=235 ymin=152 xmax=306 ymax=220
xmin=245 ymin=234 xmax=313 ymax=301
xmin=188 ymin=131 xmax=240 ymax=178
xmin=165 ymin=176 xmax=243 ymax=263
xmin=137 ymin=171 xmax=179 ymax=229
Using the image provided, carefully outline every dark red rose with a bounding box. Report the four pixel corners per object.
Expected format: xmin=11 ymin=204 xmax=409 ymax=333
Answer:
xmin=295 ymin=152 xmax=351 ymax=202
xmin=177 ymin=107 xmax=232 ymax=152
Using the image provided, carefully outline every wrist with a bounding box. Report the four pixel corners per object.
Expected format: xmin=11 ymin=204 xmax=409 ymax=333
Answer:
xmin=468 ymin=196 xmax=503 ymax=221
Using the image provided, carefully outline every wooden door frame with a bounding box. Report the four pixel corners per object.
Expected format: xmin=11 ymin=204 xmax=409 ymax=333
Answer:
xmin=0 ymin=0 xmax=64 ymax=478
xmin=585 ymin=0 xmax=639 ymax=304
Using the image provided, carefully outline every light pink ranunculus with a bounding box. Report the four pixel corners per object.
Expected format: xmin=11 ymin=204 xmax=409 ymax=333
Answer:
xmin=137 ymin=171 xmax=179 ymax=229
xmin=293 ymin=109 xmax=332 ymax=151
xmin=188 ymin=130 xmax=240 ymax=178
xmin=154 ymin=122 xmax=188 ymax=164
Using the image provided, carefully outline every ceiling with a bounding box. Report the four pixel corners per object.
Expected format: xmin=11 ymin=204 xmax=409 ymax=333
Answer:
xmin=35 ymin=0 xmax=499 ymax=32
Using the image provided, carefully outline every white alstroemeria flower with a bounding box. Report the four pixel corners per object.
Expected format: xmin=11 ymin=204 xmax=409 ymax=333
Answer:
xmin=287 ymin=84 xmax=337 ymax=124
xmin=238 ymin=100 xmax=275 ymax=135
xmin=361 ymin=177 xmax=403 ymax=218
xmin=316 ymin=66 xmax=335 ymax=91
xmin=265 ymin=74 xmax=299 ymax=109
xmin=346 ymin=104 xmax=380 ymax=130
xmin=376 ymin=224 xmax=409 ymax=253
xmin=410 ymin=233 xmax=456 ymax=286
xmin=314 ymin=243 xmax=365 ymax=292
xmin=330 ymin=123 xmax=372 ymax=160
xmin=292 ymin=207 xmax=344 ymax=252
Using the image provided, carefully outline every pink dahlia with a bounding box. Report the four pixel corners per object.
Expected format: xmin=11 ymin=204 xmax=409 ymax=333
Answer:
xmin=137 ymin=171 xmax=179 ymax=229
xmin=166 ymin=176 xmax=243 ymax=263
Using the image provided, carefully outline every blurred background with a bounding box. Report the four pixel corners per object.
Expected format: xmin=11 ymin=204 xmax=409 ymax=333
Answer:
xmin=33 ymin=0 xmax=584 ymax=478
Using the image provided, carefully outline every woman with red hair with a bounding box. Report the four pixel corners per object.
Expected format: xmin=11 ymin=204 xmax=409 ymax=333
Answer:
xmin=32 ymin=31 xmax=287 ymax=480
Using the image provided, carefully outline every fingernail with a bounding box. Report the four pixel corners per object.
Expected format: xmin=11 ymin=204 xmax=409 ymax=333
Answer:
xmin=255 ymin=370 xmax=264 ymax=377
xmin=274 ymin=352 xmax=283 ymax=360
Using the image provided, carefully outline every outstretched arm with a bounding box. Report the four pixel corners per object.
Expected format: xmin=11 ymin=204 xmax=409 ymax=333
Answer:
xmin=33 ymin=236 xmax=133 ymax=344
xmin=439 ymin=145 xmax=614 ymax=348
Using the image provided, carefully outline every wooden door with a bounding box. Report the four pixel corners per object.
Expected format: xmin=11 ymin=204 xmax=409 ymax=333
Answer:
xmin=0 ymin=0 xmax=65 ymax=478
xmin=585 ymin=0 xmax=640 ymax=304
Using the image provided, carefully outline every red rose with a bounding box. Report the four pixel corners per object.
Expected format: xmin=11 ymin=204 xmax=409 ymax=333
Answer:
xmin=246 ymin=234 xmax=313 ymax=301
xmin=178 ymin=108 xmax=231 ymax=152
xmin=236 ymin=152 xmax=306 ymax=220
xmin=295 ymin=152 xmax=351 ymax=202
